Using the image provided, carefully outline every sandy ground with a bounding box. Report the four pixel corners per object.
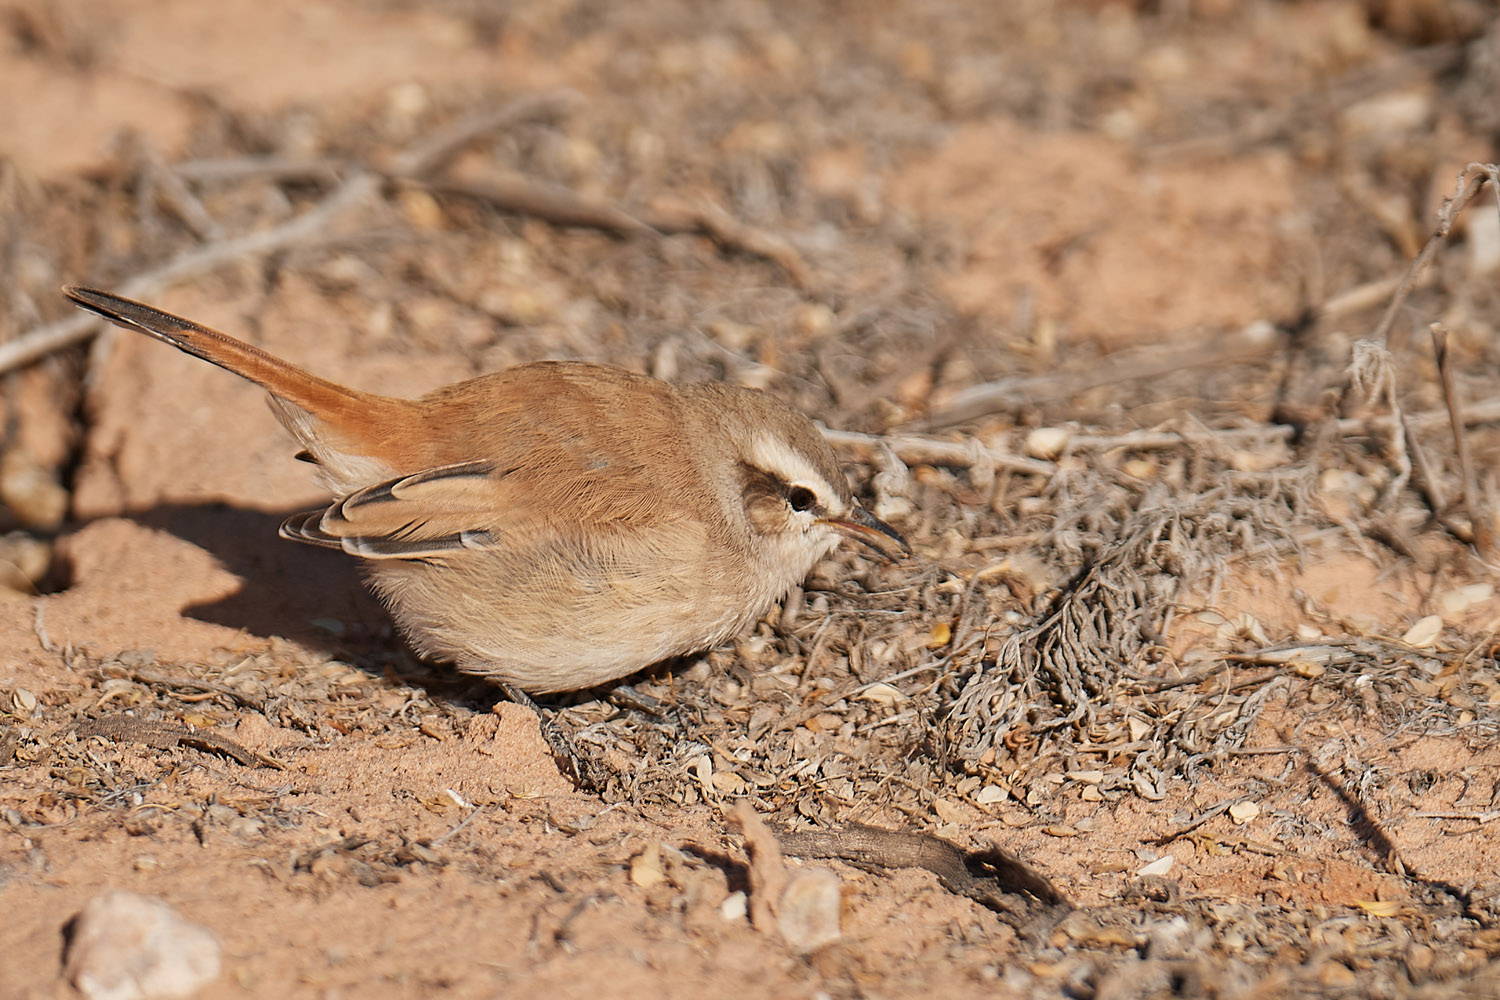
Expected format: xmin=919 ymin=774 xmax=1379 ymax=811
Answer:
xmin=3 ymin=0 xmax=1500 ymax=997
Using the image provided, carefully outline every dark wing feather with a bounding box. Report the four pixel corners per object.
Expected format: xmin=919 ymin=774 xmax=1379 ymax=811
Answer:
xmin=279 ymin=461 xmax=512 ymax=560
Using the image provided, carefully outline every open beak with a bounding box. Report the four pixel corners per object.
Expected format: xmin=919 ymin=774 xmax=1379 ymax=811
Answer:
xmin=821 ymin=505 xmax=910 ymax=562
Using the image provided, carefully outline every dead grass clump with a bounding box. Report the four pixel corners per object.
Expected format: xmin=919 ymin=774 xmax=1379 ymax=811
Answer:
xmin=946 ymin=467 xmax=1317 ymax=767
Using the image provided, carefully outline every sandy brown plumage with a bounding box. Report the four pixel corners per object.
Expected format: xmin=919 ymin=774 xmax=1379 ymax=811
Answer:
xmin=64 ymin=286 xmax=907 ymax=693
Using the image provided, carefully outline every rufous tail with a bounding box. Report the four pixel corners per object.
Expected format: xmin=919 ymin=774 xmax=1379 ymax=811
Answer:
xmin=63 ymin=286 xmax=403 ymax=438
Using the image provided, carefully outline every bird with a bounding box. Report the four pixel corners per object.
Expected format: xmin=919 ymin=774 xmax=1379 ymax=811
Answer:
xmin=63 ymin=286 xmax=909 ymax=697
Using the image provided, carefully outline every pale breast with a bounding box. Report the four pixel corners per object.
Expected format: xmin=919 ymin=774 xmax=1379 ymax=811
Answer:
xmin=364 ymin=517 xmax=781 ymax=693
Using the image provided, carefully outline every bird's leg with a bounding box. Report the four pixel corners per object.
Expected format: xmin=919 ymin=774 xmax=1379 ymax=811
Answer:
xmin=497 ymin=681 xmax=608 ymax=792
xmin=606 ymin=682 xmax=694 ymax=737
xmin=605 ymin=683 xmax=666 ymax=716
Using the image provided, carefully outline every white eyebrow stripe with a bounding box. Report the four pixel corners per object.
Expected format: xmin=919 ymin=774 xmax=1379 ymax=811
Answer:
xmin=747 ymin=432 xmax=834 ymax=502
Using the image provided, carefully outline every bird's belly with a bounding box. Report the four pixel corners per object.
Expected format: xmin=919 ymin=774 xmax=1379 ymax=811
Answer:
xmin=363 ymin=545 xmax=790 ymax=694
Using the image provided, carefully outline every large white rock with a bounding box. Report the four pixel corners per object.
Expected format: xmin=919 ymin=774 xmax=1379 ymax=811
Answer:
xmin=64 ymin=891 xmax=221 ymax=1000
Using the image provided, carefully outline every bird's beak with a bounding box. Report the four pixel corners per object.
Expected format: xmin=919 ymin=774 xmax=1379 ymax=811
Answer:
xmin=821 ymin=505 xmax=910 ymax=562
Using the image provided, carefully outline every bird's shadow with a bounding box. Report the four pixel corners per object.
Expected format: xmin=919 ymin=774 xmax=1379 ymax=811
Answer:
xmin=58 ymin=500 xmax=684 ymax=709
xmin=89 ymin=501 xmax=398 ymax=665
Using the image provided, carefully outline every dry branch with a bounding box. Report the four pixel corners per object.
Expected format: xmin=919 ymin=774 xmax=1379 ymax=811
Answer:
xmin=0 ymin=90 xmax=610 ymax=374
xmin=175 ymin=155 xmax=815 ymax=283
xmin=383 ymin=89 xmax=584 ymax=179
xmin=1431 ymin=323 xmax=1496 ymax=559
xmin=173 ymin=156 xmax=346 ymax=185
xmin=775 ymin=822 xmax=1069 ymax=929
xmin=821 ymin=428 xmax=1054 ymax=475
xmin=825 ymin=397 xmax=1500 ymax=476
xmin=429 ymin=175 xmax=657 ymax=236
xmin=1374 ymin=162 xmax=1499 ymax=351
xmin=75 ymin=714 xmax=273 ymax=768
xmin=138 ymin=140 xmax=223 ymax=242
xmin=641 ymin=198 xmax=813 ymax=289
xmin=917 ymin=158 xmax=1497 ymax=434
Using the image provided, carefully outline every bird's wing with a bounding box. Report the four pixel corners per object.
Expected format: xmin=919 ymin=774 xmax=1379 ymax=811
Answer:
xmin=280 ymin=461 xmax=551 ymax=560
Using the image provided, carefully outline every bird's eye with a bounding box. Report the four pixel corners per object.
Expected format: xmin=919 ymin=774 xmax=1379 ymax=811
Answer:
xmin=787 ymin=486 xmax=816 ymax=512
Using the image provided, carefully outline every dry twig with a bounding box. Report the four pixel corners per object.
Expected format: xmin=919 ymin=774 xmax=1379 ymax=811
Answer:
xmin=1374 ymin=162 xmax=1499 ymax=351
xmin=912 ymin=323 xmax=1280 ymax=430
xmin=430 ymin=175 xmax=656 ymax=236
xmin=383 ymin=90 xmax=584 ymax=179
xmin=1431 ymin=322 xmax=1496 ymax=559
xmin=824 ymin=398 xmax=1500 ymax=477
xmin=125 ymin=670 xmax=266 ymax=713
xmin=138 ymin=140 xmax=224 ymax=242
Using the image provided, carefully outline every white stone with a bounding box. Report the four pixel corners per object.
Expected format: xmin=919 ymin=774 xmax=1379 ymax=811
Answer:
xmin=777 ymin=869 xmax=842 ymax=952
xmin=1136 ymin=854 xmax=1174 ymax=877
xmin=65 ymin=892 xmax=221 ymax=1000
xmin=719 ymin=891 xmax=748 ymax=922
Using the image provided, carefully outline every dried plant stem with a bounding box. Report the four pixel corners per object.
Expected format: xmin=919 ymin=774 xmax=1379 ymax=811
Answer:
xmin=430 ymin=175 xmax=657 ymax=235
xmin=1344 ymin=340 xmax=1410 ymax=504
xmin=821 ymin=428 xmax=1054 ymax=475
xmin=824 ymin=398 xmax=1500 ymax=475
xmin=1374 ymin=162 xmax=1498 ymax=351
xmin=1430 ymin=323 xmax=1495 ymax=559
xmin=1402 ymin=413 xmax=1448 ymax=515
xmin=641 ymin=198 xmax=812 ymax=289
xmin=383 ymin=90 xmax=584 ymax=178
xmin=1320 ymin=272 xmax=1409 ymax=320
xmin=173 ymin=156 xmax=346 ymax=184
xmin=916 ymin=265 xmax=1436 ymax=435
xmin=915 ymin=325 xmax=1279 ymax=430
xmin=174 ymin=156 xmax=814 ymax=284
xmin=139 ymin=140 xmax=223 ymax=242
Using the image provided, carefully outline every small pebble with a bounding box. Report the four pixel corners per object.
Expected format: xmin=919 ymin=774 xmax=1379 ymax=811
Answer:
xmin=777 ymin=868 xmax=842 ymax=953
xmin=1136 ymin=855 xmax=1174 ymax=877
xmin=630 ymin=842 xmax=667 ymax=890
xmin=720 ymin=891 xmax=748 ymax=923
xmin=1228 ymin=800 xmax=1260 ymax=825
